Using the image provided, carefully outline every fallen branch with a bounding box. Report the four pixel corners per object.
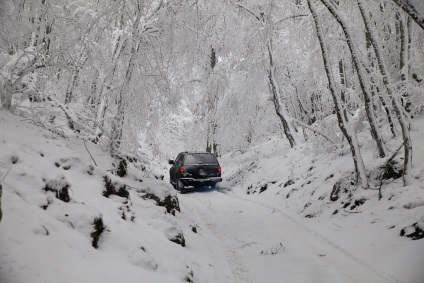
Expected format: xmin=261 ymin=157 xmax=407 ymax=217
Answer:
xmin=293 ymin=119 xmax=337 ymax=146
xmin=343 ymin=209 xmax=362 ymax=214
xmin=26 ymin=119 xmax=68 ymax=139
xmin=48 ymin=95 xmax=97 ymax=136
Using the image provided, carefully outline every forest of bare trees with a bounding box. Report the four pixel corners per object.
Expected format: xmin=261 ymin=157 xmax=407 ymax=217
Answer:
xmin=0 ymin=0 xmax=423 ymax=187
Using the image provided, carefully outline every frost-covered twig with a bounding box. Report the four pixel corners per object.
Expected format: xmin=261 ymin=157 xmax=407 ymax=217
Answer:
xmin=84 ymin=140 xmax=97 ymax=166
xmin=0 ymin=167 xmax=12 ymax=184
xmin=261 ymin=242 xmax=285 ymax=255
xmin=275 ymin=14 xmax=308 ymax=25
xmin=74 ymin=112 xmax=109 ymax=138
xmin=231 ymin=0 xmax=264 ymax=24
xmin=288 ymin=155 xmax=306 ymax=180
xmin=293 ymin=119 xmax=337 ymax=147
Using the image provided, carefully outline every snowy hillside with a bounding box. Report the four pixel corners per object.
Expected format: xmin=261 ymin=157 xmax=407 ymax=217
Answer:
xmin=0 ymin=110 xmax=234 ymax=283
xmin=2 ymin=109 xmax=424 ymax=283
xmin=217 ymin=116 xmax=424 ymax=282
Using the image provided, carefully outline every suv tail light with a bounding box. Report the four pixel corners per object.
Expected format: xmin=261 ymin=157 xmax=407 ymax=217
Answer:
xmin=218 ymin=166 xmax=221 ymax=173
xmin=179 ymin=167 xmax=185 ymax=173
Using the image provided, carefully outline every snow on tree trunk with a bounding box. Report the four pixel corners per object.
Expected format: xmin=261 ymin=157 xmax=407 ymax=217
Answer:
xmin=307 ymin=0 xmax=368 ymax=188
xmin=319 ymin=0 xmax=386 ymax=159
xmin=109 ymin=5 xmax=143 ymax=157
xmin=206 ymin=47 xmax=220 ymax=155
xmin=0 ymin=81 xmax=12 ymax=110
xmin=267 ymin=64 xmax=298 ymax=148
xmin=233 ymin=1 xmax=299 ymax=148
xmin=357 ymin=0 xmax=413 ymax=185
xmin=109 ymin=43 xmax=139 ymax=157
xmin=266 ymin=40 xmax=299 ymax=148
xmin=64 ymin=54 xmax=87 ymax=105
xmin=390 ymin=0 xmax=424 ymax=30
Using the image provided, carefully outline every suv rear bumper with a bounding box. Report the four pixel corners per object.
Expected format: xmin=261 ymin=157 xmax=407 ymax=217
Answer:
xmin=180 ymin=177 xmax=222 ymax=186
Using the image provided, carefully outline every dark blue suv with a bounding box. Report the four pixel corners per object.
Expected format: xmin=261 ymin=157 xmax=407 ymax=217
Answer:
xmin=169 ymin=152 xmax=222 ymax=193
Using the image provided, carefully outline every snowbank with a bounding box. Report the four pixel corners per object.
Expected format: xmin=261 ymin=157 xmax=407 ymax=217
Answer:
xmin=0 ymin=110 xmax=215 ymax=283
xmin=220 ymin=115 xmax=424 ymax=282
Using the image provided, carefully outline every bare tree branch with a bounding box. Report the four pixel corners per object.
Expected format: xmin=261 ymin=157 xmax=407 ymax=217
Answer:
xmin=275 ymin=14 xmax=308 ymax=25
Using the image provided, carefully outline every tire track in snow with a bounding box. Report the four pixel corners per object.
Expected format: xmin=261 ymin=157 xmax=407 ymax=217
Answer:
xmin=219 ymin=189 xmax=399 ymax=283
xmin=181 ymin=193 xmax=255 ymax=283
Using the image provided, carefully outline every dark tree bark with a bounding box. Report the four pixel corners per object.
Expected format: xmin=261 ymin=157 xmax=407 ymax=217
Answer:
xmin=64 ymin=55 xmax=87 ymax=104
xmin=338 ymin=59 xmax=350 ymax=122
xmin=206 ymin=47 xmax=219 ymax=155
xmin=307 ymin=0 xmax=368 ymax=188
xmin=267 ymin=65 xmax=298 ymax=148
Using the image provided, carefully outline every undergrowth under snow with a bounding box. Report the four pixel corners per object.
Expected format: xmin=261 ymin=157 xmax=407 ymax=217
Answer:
xmin=1 ymin=109 xmax=424 ymax=283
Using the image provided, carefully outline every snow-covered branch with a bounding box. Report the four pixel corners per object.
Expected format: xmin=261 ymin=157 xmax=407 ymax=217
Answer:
xmin=293 ymin=119 xmax=337 ymax=147
xmin=390 ymin=0 xmax=424 ymax=30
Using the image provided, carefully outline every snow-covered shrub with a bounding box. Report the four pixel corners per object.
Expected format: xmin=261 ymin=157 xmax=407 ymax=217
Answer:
xmin=400 ymin=217 xmax=424 ymax=240
xmin=103 ymin=175 xmax=129 ymax=199
xmin=168 ymin=228 xmax=186 ymax=247
xmin=142 ymin=193 xmax=180 ymax=216
xmin=330 ymin=173 xmax=356 ymax=202
xmin=113 ymin=158 xmax=128 ymax=177
xmin=90 ymin=216 xmax=105 ymax=249
xmin=43 ymin=176 xmax=71 ymax=203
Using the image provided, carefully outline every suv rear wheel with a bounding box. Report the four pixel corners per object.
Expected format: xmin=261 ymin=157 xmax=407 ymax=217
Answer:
xmin=176 ymin=180 xmax=185 ymax=194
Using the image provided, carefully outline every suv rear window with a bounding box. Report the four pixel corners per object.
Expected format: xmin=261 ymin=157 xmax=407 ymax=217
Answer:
xmin=184 ymin=153 xmax=219 ymax=165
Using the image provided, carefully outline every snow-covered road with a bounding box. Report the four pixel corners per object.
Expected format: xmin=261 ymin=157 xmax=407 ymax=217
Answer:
xmin=179 ymin=185 xmax=398 ymax=283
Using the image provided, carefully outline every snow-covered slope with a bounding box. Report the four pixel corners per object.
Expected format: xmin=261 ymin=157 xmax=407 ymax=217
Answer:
xmin=219 ymin=115 xmax=424 ymax=282
xmin=0 ymin=110 xmax=231 ymax=283
xmin=1 ymin=108 xmax=424 ymax=283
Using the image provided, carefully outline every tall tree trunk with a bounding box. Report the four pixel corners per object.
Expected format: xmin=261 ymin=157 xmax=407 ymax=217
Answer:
xmin=307 ymin=0 xmax=368 ymax=188
xmin=319 ymin=0 xmax=386 ymax=158
xmin=206 ymin=47 xmax=219 ymax=155
xmin=399 ymin=13 xmax=413 ymax=113
xmin=0 ymin=81 xmax=12 ymax=110
xmin=338 ymin=59 xmax=350 ymax=121
xmin=267 ymin=44 xmax=299 ymax=148
xmin=362 ymin=7 xmax=396 ymax=137
xmin=357 ymin=0 xmax=413 ymax=185
xmin=110 ymin=39 xmax=140 ymax=156
xmin=110 ymin=4 xmax=143 ymax=157
xmin=233 ymin=1 xmax=298 ymax=148
xmin=64 ymin=55 xmax=87 ymax=104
